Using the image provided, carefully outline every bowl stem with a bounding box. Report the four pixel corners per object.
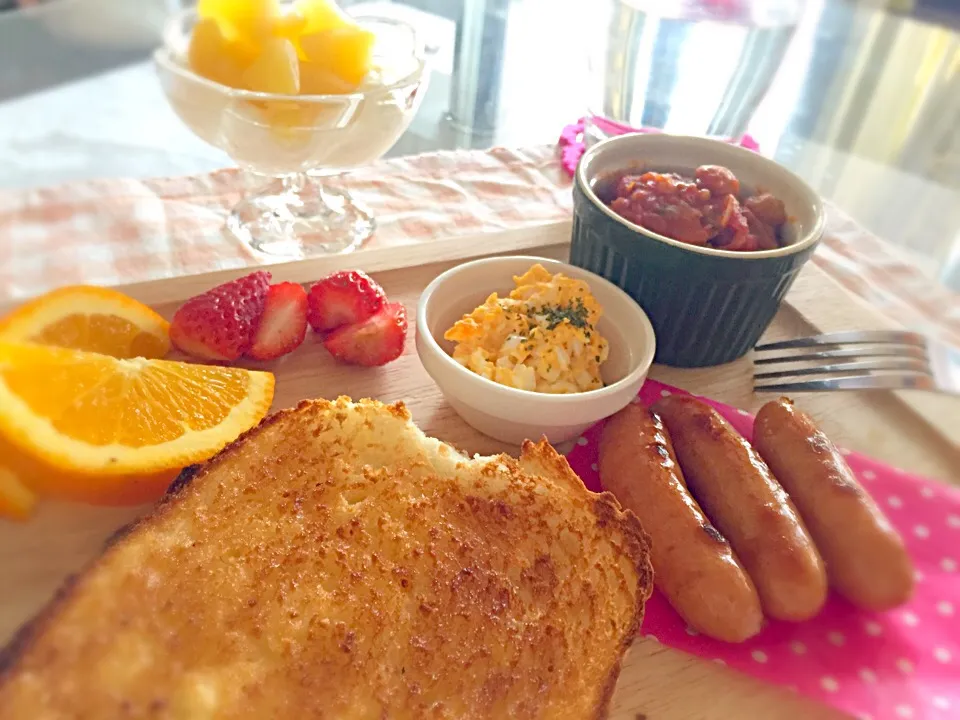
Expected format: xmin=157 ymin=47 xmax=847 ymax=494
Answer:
xmin=226 ymin=173 xmax=376 ymax=257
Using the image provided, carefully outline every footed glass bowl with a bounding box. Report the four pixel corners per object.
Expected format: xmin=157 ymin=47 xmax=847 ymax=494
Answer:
xmin=154 ymin=8 xmax=428 ymax=257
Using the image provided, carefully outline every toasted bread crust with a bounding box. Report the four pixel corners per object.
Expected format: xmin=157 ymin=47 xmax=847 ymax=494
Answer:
xmin=519 ymin=437 xmax=653 ymax=718
xmin=0 ymin=404 xmax=313 ymax=681
xmin=590 ymin=493 xmax=651 ymax=717
xmin=0 ymin=398 xmax=652 ymax=719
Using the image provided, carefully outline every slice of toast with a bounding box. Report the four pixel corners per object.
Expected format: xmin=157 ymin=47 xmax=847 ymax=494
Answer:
xmin=0 ymin=398 xmax=652 ymax=719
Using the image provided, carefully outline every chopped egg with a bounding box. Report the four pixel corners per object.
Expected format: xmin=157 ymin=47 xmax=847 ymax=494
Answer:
xmin=443 ymin=264 xmax=610 ymax=394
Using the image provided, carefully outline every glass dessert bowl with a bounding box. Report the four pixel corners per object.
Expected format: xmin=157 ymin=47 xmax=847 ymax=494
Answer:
xmin=154 ymin=7 xmax=427 ymax=257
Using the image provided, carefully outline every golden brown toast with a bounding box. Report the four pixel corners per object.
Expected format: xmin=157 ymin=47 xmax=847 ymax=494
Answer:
xmin=0 ymin=398 xmax=652 ymax=720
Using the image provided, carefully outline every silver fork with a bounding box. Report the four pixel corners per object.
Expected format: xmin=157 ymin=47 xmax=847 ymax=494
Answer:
xmin=753 ymin=331 xmax=960 ymax=396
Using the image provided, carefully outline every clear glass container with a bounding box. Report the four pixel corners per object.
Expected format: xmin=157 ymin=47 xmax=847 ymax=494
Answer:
xmin=154 ymin=8 xmax=428 ymax=257
xmin=586 ymin=0 xmax=804 ymax=145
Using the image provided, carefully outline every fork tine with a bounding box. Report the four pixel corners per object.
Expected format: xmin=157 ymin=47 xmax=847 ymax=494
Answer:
xmin=753 ymin=358 xmax=932 ymax=380
xmin=754 ymin=345 xmax=928 ymax=364
xmin=755 ymin=331 xmax=927 ymax=352
xmin=754 ymin=374 xmax=938 ymax=393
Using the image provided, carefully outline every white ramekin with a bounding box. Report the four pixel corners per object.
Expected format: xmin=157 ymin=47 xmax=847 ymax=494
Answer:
xmin=416 ymin=255 xmax=656 ymax=445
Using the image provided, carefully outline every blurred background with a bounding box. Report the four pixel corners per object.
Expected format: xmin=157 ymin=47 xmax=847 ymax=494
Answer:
xmin=0 ymin=0 xmax=958 ymax=287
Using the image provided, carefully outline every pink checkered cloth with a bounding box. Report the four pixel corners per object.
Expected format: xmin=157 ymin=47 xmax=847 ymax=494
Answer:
xmin=0 ymin=144 xmax=957 ymax=347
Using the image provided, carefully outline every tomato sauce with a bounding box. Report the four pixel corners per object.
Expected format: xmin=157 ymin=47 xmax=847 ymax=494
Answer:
xmin=602 ymin=165 xmax=788 ymax=252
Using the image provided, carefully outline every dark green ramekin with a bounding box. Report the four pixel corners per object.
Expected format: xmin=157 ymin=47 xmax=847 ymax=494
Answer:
xmin=570 ymin=134 xmax=825 ymax=368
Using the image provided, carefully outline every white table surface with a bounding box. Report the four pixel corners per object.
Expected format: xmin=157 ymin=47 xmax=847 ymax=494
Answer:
xmin=0 ymin=63 xmax=228 ymax=187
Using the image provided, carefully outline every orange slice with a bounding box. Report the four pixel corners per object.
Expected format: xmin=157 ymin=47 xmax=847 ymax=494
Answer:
xmin=0 ymin=286 xmax=170 ymax=359
xmin=0 ymin=466 xmax=37 ymax=521
xmin=0 ymin=340 xmax=274 ymax=482
xmin=0 ymin=435 xmax=178 ymax=508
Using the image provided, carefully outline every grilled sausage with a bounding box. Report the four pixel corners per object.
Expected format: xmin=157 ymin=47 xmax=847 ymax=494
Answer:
xmin=753 ymin=398 xmax=914 ymax=610
xmin=653 ymin=395 xmax=828 ymax=622
xmin=600 ymin=403 xmax=763 ymax=642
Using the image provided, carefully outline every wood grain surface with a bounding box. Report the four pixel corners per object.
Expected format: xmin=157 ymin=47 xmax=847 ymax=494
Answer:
xmin=1 ymin=232 xmax=957 ymax=720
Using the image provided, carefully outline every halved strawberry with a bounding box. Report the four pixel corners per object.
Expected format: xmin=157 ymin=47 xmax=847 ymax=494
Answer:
xmin=307 ymin=270 xmax=385 ymax=333
xmin=248 ymin=282 xmax=308 ymax=361
xmin=170 ymin=271 xmax=271 ymax=361
xmin=322 ymin=302 xmax=407 ymax=367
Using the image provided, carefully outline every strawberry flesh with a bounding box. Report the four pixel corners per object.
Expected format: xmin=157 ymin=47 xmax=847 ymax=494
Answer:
xmin=307 ymin=270 xmax=386 ymax=333
xmin=248 ymin=282 xmax=309 ymax=361
xmin=322 ymin=302 xmax=407 ymax=367
xmin=170 ymin=271 xmax=271 ymax=361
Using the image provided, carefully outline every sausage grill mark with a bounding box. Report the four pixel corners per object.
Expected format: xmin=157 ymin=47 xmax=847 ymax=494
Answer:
xmin=830 ymin=472 xmax=862 ymax=494
xmin=701 ymin=524 xmax=727 ymax=544
xmin=807 ymin=431 xmax=832 ymax=456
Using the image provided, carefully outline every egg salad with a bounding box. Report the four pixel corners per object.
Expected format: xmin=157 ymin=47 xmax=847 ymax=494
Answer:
xmin=443 ymin=264 xmax=609 ymax=393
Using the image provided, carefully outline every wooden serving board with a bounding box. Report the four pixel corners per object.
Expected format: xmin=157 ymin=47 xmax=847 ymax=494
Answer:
xmin=1 ymin=224 xmax=958 ymax=720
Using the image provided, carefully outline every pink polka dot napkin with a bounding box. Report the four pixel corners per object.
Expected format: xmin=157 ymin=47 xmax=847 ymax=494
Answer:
xmin=566 ymin=379 xmax=960 ymax=720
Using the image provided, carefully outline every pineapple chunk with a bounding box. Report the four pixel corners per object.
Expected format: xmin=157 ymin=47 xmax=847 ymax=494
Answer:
xmin=189 ymin=0 xmax=373 ymax=95
xmin=259 ymin=100 xmax=324 ymax=133
xmin=272 ymin=8 xmax=309 ymax=40
xmin=242 ymin=38 xmax=301 ymax=94
xmin=300 ymin=60 xmax=358 ymax=94
xmin=197 ymin=0 xmax=280 ymax=43
xmin=188 ymin=17 xmax=257 ymax=88
xmin=299 ymin=26 xmax=375 ymax=86
xmin=294 ymin=0 xmax=351 ymax=34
